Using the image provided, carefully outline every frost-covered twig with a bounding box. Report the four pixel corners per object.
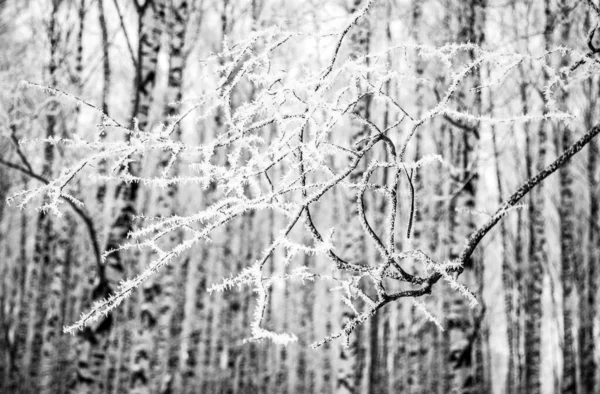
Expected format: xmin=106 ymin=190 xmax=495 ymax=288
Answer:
xmin=6 ymin=9 xmax=593 ymax=348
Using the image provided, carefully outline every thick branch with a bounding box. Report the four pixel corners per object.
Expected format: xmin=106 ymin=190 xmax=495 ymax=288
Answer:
xmin=457 ymin=123 xmax=600 ymax=268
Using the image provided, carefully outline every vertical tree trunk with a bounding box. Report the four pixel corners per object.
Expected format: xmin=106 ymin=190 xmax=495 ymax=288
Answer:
xmin=445 ymin=1 xmax=486 ymax=392
xmin=40 ymin=214 xmax=75 ymax=393
xmin=507 ymin=56 xmax=532 ymax=394
xmin=579 ymin=75 xmax=598 ymax=394
xmin=95 ymin=0 xmax=111 ymax=205
xmin=129 ymin=2 xmax=165 ymax=393
xmin=0 ymin=166 xmax=13 ymax=392
xmin=559 ymin=130 xmax=577 ymax=394
xmin=523 ymin=89 xmax=547 ymax=394
xmin=405 ymin=2 xmax=432 ymax=392
xmin=148 ymin=1 xmax=190 ymax=392
xmin=523 ymin=3 xmax=551 ymax=393
xmin=40 ymin=1 xmax=87 ymax=390
xmin=380 ymin=8 xmax=400 ymax=393
xmin=97 ymin=0 xmax=110 ymax=115
xmin=11 ymin=173 xmax=28 ymax=392
xmin=25 ymin=2 xmax=61 ymax=390
xmin=492 ymin=95 xmax=514 ymax=394
xmin=336 ymin=1 xmax=370 ymax=393
xmin=557 ymin=9 xmax=578 ymax=393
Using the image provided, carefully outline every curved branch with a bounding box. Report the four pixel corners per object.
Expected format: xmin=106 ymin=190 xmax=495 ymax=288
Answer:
xmin=404 ymin=166 xmax=415 ymax=239
xmin=0 ymin=158 xmax=103 ymax=272
xmin=316 ymin=0 xmax=375 ymax=89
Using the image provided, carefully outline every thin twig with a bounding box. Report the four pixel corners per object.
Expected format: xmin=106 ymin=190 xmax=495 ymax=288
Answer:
xmin=112 ymin=0 xmax=137 ymax=67
xmin=404 ymin=165 xmax=415 ymax=239
xmin=0 ymin=158 xmax=103 ymax=270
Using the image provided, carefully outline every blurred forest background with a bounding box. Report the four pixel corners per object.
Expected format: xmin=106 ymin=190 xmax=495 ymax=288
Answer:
xmin=0 ymin=0 xmax=599 ymax=393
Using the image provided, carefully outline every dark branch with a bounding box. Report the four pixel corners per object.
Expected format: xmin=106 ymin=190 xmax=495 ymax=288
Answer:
xmin=0 ymin=158 xmax=103 ymax=273
xmin=457 ymin=123 xmax=600 ymax=272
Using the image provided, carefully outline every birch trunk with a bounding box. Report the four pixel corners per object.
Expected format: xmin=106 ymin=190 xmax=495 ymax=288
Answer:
xmin=557 ymin=11 xmax=578 ymax=393
xmin=336 ymin=1 xmax=370 ymax=392
xmin=523 ymin=3 xmax=552 ymax=393
xmin=445 ymin=1 xmax=486 ymax=392
xmin=129 ymin=2 xmax=166 ymax=392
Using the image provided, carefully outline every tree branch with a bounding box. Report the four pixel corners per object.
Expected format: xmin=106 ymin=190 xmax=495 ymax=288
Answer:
xmin=0 ymin=158 xmax=103 ymax=273
xmin=112 ymin=0 xmax=138 ymax=68
xmin=456 ymin=123 xmax=600 ymax=272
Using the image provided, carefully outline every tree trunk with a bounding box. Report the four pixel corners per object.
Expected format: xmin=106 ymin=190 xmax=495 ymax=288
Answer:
xmin=95 ymin=0 xmax=111 ymax=205
xmin=336 ymin=1 xmax=370 ymax=393
xmin=27 ymin=2 xmax=61 ymax=390
xmin=557 ymin=9 xmax=578 ymax=393
xmin=445 ymin=1 xmax=486 ymax=392
xmin=149 ymin=1 xmax=190 ymax=391
xmin=579 ymin=74 xmax=598 ymax=394
xmin=129 ymin=2 xmax=166 ymax=393
xmin=523 ymin=3 xmax=551 ymax=393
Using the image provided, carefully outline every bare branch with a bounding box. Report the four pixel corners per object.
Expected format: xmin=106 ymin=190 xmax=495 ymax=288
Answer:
xmin=457 ymin=123 xmax=600 ymax=274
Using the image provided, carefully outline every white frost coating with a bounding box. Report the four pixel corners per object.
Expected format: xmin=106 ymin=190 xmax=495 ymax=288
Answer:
xmin=412 ymin=299 xmax=445 ymax=331
xmin=9 ymin=6 xmax=582 ymax=346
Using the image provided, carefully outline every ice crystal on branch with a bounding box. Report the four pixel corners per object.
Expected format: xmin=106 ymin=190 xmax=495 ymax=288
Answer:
xmin=6 ymin=3 xmax=588 ymax=346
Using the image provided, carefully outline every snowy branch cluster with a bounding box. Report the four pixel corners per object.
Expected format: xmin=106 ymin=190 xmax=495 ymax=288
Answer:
xmin=7 ymin=0 xmax=597 ymax=347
